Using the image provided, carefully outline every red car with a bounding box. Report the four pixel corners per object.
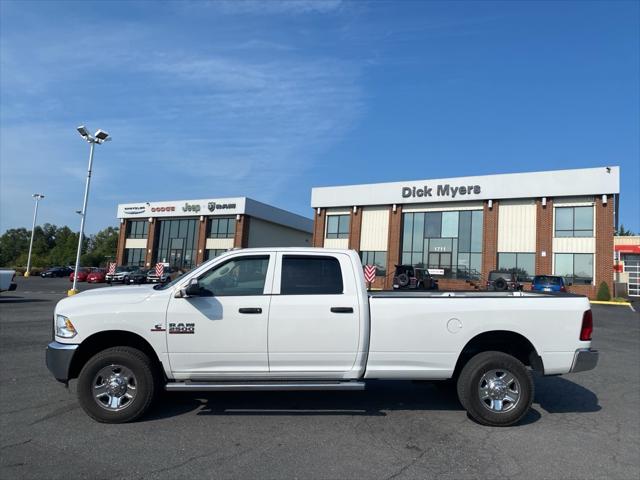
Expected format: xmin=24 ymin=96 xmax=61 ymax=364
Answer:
xmin=69 ymin=268 xmax=90 ymax=282
xmin=86 ymin=269 xmax=106 ymax=283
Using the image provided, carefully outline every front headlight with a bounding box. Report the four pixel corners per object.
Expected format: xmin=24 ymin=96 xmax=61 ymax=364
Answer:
xmin=55 ymin=314 xmax=77 ymax=338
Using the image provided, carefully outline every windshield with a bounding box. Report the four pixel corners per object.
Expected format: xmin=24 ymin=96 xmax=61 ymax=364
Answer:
xmin=533 ymin=276 xmax=563 ymax=285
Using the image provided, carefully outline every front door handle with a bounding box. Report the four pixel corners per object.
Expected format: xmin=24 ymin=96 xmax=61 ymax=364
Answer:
xmin=239 ymin=308 xmax=262 ymax=314
xmin=330 ymin=307 xmax=354 ymax=314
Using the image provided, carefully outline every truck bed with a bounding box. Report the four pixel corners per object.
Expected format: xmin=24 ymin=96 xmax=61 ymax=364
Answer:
xmin=369 ymin=290 xmax=585 ymax=298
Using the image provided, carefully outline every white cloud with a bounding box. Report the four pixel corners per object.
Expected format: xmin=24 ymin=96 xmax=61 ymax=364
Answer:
xmin=0 ymin=14 xmax=364 ymax=232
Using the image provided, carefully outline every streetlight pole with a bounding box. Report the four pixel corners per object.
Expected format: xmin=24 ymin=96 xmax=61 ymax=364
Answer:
xmin=69 ymin=126 xmax=110 ymax=296
xmin=25 ymin=193 xmax=45 ymax=278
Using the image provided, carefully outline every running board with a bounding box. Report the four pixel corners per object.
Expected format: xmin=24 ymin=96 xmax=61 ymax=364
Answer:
xmin=165 ymin=381 xmax=366 ymax=392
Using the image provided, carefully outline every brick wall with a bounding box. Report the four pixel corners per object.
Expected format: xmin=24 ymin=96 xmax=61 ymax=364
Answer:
xmin=195 ymin=218 xmax=208 ymax=265
xmin=535 ymin=198 xmax=553 ymax=275
xmin=144 ymin=219 xmax=158 ymax=267
xmin=481 ymin=200 xmax=499 ymax=278
xmin=348 ymin=207 xmax=362 ymax=251
xmin=312 ymin=209 xmax=326 ymax=247
xmin=594 ymin=195 xmax=614 ymax=296
xmin=384 ymin=205 xmax=403 ymax=289
xmin=234 ymin=215 xmax=250 ymax=248
xmin=116 ymin=220 xmax=126 ymax=265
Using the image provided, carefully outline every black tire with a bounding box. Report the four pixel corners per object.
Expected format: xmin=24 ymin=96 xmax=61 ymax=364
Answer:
xmin=396 ymin=273 xmax=410 ymax=287
xmin=494 ymin=278 xmax=507 ymax=291
xmin=123 ymin=276 xmax=129 ymax=284
xmin=457 ymin=351 xmax=533 ymax=427
xmin=77 ymin=346 xmax=157 ymax=423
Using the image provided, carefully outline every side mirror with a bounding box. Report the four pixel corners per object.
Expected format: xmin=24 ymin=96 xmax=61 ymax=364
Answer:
xmin=177 ymin=278 xmax=202 ymax=298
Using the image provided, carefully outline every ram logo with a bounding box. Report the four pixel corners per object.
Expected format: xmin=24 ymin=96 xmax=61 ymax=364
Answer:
xmin=168 ymin=323 xmax=195 ymax=334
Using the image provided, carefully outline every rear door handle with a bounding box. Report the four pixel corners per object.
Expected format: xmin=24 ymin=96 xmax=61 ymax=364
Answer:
xmin=239 ymin=308 xmax=262 ymax=314
xmin=330 ymin=307 xmax=354 ymax=314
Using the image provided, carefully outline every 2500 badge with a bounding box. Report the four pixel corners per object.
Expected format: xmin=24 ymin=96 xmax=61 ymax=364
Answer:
xmin=168 ymin=323 xmax=195 ymax=334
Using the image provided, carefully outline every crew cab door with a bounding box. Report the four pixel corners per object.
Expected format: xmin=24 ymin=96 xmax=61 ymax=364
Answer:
xmin=267 ymin=252 xmax=361 ymax=374
xmin=166 ymin=253 xmax=274 ymax=376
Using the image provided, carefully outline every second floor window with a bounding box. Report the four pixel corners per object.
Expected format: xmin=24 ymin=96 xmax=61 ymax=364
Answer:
xmin=126 ymin=220 xmax=148 ymax=239
xmin=208 ymin=217 xmax=236 ymax=238
xmin=555 ymin=206 xmax=593 ymax=237
xmin=326 ymin=215 xmax=350 ymax=239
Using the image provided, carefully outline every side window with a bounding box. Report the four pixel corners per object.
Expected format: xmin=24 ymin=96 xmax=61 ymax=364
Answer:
xmin=281 ymin=255 xmax=344 ymax=295
xmin=198 ymin=256 xmax=269 ymax=296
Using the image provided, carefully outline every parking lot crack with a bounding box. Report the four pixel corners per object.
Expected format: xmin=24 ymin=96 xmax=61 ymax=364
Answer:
xmin=384 ymin=444 xmax=427 ymax=480
xmin=1 ymin=438 xmax=32 ymax=450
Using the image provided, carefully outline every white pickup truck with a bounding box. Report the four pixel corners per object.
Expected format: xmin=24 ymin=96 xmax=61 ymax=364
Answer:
xmin=46 ymin=248 xmax=598 ymax=426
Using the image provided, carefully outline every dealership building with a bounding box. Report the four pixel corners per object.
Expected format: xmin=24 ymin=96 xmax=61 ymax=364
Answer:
xmin=311 ymin=166 xmax=620 ymax=298
xmin=116 ymin=197 xmax=312 ymax=269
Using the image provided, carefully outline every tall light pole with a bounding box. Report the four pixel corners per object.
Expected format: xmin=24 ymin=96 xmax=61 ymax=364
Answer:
xmin=24 ymin=193 xmax=45 ymax=278
xmin=69 ymin=126 xmax=110 ymax=296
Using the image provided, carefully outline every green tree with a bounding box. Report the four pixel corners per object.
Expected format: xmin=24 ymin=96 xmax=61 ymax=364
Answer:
xmin=0 ymin=224 xmax=119 ymax=268
xmin=0 ymin=228 xmax=30 ymax=266
xmin=596 ymin=281 xmax=611 ymax=301
xmin=615 ymin=224 xmax=636 ymax=236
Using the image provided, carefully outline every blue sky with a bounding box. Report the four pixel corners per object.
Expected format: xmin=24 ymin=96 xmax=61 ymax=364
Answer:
xmin=1 ymin=0 xmax=638 ymax=234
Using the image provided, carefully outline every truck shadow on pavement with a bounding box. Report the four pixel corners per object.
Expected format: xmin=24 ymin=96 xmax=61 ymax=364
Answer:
xmin=144 ymin=376 xmax=600 ymax=424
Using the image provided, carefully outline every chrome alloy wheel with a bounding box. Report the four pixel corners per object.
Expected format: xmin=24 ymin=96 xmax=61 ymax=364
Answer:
xmin=92 ymin=364 xmax=137 ymax=411
xmin=478 ymin=369 xmax=521 ymax=413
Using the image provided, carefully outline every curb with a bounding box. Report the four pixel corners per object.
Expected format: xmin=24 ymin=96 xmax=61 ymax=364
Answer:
xmin=589 ymin=300 xmax=632 ymax=306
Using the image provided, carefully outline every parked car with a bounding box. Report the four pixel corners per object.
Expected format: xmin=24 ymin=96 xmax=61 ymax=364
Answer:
xmin=86 ymin=269 xmax=106 ymax=284
xmin=392 ymin=265 xmax=438 ymax=290
xmin=41 ymin=267 xmax=73 ymax=278
xmin=46 ymin=248 xmax=597 ymax=426
xmin=69 ymin=268 xmax=91 ymax=282
xmin=486 ymin=271 xmax=522 ymax=291
xmin=146 ymin=266 xmax=174 ymax=284
xmin=0 ymin=269 xmax=17 ymax=293
xmin=106 ymin=266 xmax=139 ymax=284
xmin=531 ymin=275 xmax=568 ymax=293
xmin=128 ymin=269 xmax=151 ymax=284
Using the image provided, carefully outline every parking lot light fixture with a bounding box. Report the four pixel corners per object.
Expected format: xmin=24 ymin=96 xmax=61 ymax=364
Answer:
xmin=68 ymin=126 xmax=111 ymax=296
xmin=25 ymin=193 xmax=45 ymax=278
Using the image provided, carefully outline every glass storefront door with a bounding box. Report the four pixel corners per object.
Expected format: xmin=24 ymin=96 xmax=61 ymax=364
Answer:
xmin=155 ymin=219 xmax=198 ymax=270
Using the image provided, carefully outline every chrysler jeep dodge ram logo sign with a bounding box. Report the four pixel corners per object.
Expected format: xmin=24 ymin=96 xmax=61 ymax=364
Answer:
xmin=401 ymin=184 xmax=482 ymax=199
xmin=123 ymin=206 xmax=146 ymax=215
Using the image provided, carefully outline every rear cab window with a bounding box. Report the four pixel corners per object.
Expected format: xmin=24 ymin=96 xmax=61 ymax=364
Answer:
xmin=280 ymin=255 xmax=344 ymax=295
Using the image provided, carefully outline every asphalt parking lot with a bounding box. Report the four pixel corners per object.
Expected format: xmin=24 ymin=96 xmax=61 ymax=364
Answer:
xmin=1 ymin=277 xmax=638 ymax=479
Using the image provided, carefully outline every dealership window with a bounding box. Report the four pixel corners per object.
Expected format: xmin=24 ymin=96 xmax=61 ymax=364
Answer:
xmin=208 ymin=217 xmax=236 ymax=239
xmin=326 ymin=215 xmax=350 ymax=239
xmin=155 ymin=219 xmax=198 ymax=270
xmin=555 ymin=206 xmax=593 ymax=237
xmin=554 ymin=253 xmax=594 ymax=285
xmin=497 ymin=253 xmax=535 ymax=282
xmin=126 ymin=220 xmax=148 ymax=239
xmin=281 ymin=255 xmax=344 ymax=295
xmin=401 ymin=210 xmax=483 ymax=279
xmin=124 ymin=248 xmax=146 ymax=267
xmin=204 ymin=249 xmax=227 ymax=261
xmin=360 ymin=251 xmax=387 ymax=277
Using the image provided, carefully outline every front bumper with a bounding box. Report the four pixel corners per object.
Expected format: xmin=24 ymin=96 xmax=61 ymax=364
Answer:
xmin=46 ymin=341 xmax=79 ymax=382
xmin=570 ymin=348 xmax=599 ymax=373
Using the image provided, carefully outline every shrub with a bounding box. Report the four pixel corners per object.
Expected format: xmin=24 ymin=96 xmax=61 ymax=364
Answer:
xmin=596 ymin=281 xmax=611 ymax=301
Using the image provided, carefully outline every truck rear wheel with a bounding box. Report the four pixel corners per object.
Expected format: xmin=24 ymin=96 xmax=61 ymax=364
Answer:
xmin=457 ymin=351 xmax=533 ymax=427
xmin=77 ymin=347 xmax=157 ymax=423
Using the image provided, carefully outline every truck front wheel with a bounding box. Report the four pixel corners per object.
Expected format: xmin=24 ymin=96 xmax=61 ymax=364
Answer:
xmin=77 ymin=347 xmax=157 ymax=423
xmin=457 ymin=351 xmax=533 ymax=427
